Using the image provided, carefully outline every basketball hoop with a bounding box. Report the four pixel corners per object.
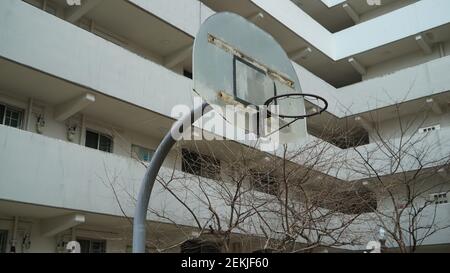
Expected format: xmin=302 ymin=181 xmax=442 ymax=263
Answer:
xmin=264 ymin=93 xmax=328 ymax=119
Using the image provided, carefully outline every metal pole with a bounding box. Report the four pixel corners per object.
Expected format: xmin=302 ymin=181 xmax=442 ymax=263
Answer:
xmin=133 ymin=103 xmax=209 ymax=253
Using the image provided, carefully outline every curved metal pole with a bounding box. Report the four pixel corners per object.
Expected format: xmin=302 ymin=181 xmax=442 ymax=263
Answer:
xmin=133 ymin=103 xmax=209 ymax=253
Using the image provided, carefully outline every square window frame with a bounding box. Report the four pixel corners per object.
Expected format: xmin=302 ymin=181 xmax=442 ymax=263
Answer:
xmin=85 ymin=128 xmax=114 ymax=153
xmin=0 ymin=102 xmax=24 ymax=129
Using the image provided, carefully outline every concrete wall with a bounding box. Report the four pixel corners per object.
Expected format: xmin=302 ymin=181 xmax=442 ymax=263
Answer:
xmin=0 ymin=125 xmax=288 ymax=246
xmin=1 ymin=0 xmax=449 ymax=251
xmin=1 ymin=0 xmax=448 ymax=179
xmin=1 ymin=122 xmax=448 ymax=224
xmin=0 ymin=0 xmax=194 ymax=120
xmin=347 ymin=203 xmax=450 ymax=248
xmin=0 ymin=215 xmax=133 ymax=253
xmin=291 ymin=122 xmax=450 ymax=180
xmin=0 ymin=217 xmax=56 ymax=253
xmin=295 ymin=55 xmax=450 ymax=117
xmin=0 ymin=1 xmax=450 ymax=181
xmin=0 ymin=124 xmax=268 ymax=226
xmin=334 ymin=0 xmax=450 ymax=59
xmin=251 ymin=0 xmax=450 ymax=60
xmin=372 ymin=111 xmax=450 ymax=140
xmin=0 ymin=125 xmax=179 ymax=222
xmin=1 ymin=116 xmax=449 ymax=251
xmin=129 ymin=0 xmax=214 ymax=37
xmin=3 ymin=0 xmax=450 ymax=122
xmin=0 ymin=92 xmax=163 ymax=159
xmin=359 ymin=0 xmax=418 ymax=23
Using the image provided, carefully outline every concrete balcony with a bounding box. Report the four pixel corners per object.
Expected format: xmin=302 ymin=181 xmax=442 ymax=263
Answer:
xmin=0 ymin=117 xmax=444 ymax=212
xmin=0 ymin=124 xmax=290 ymax=242
xmin=0 ymin=0 xmax=193 ymax=119
xmin=2 ymin=0 xmax=450 ymax=161
xmin=296 ymin=54 xmax=450 ymax=117
xmin=129 ymin=0 xmax=214 ymax=37
xmin=0 ymin=125 xmax=280 ymax=230
xmin=1 ymin=124 xmax=448 ymax=249
xmin=1 ymin=0 xmax=448 ymax=122
xmin=296 ymin=123 xmax=450 ymax=181
xmin=0 ymin=124 xmax=194 ymax=226
xmin=130 ymin=0 xmax=448 ymax=62
xmin=350 ymin=203 xmax=450 ymax=249
xmin=252 ymin=0 xmax=450 ymax=60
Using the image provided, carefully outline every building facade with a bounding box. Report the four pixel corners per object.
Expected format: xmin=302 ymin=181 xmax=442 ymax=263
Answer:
xmin=0 ymin=0 xmax=449 ymax=253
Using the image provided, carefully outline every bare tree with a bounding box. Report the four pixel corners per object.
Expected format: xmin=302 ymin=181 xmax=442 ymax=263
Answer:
xmin=102 ymin=98 xmax=449 ymax=253
xmin=348 ymin=102 xmax=450 ymax=253
xmin=104 ymin=130 xmax=371 ymax=253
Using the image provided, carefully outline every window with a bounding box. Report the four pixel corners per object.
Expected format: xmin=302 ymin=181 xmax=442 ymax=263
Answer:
xmin=85 ymin=130 xmax=113 ymax=153
xmin=317 ymin=190 xmax=377 ymax=215
xmin=0 ymin=103 xmax=23 ymax=129
xmin=181 ymin=149 xmax=221 ymax=180
xmin=131 ymin=145 xmax=155 ymax=162
xmin=430 ymin=192 xmax=448 ymax=205
xmin=0 ymin=230 xmax=8 ymax=253
xmin=250 ymin=171 xmax=278 ymax=196
xmin=77 ymin=238 xmax=106 ymax=253
xmin=183 ymin=70 xmax=193 ymax=79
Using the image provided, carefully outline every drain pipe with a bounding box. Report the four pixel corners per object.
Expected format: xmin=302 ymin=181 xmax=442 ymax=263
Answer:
xmin=71 ymin=228 xmax=76 ymax=241
xmin=10 ymin=216 xmax=19 ymax=253
xmin=439 ymin=43 xmax=445 ymax=58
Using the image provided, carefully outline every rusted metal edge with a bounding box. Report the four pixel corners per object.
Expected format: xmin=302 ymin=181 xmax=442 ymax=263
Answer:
xmin=207 ymin=34 xmax=294 ymax=88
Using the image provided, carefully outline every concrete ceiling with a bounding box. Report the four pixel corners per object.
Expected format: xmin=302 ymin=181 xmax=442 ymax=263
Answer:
xmin=0 ymin=199 xmax=195 ymax=246
xmin=0 ymin=58 xmax=87 ymax=104
xmin=51 ymin=0 xmax=194 ymax=70
xmin=3 ymin=2 xmax=450 ymax=151
xmin=31 ymin=0 xmax=450 ymax=87
xmin=0 ymin=57 xmax=173 ymax=140
xmin=291 ymin=0 xmax=354 ymax=32
xmin=200 ymin=0 xmax=361 ymax=87
xmin=291 ymin=0 xmax=418 ymax=33
xmin=200 ymin=0 xmax=450 ymax=88
xmin=356 ymin=91 xmax=450 ymax=122
xmin=81 ymin=94 xmax=173 ymax=140
xmin=43 ymin=0 xmax=450 ymax=87
xmin=3 ymin=52 xmax=449 ymax=154
xmin=353 ymin=24 xmax=450 ymax=68
xmin=87 ymin=0 xmax=192 ymax=56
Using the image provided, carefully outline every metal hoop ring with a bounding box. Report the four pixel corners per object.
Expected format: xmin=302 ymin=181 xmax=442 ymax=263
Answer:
xmin=264 ymin=93 xmax=328 ymax=119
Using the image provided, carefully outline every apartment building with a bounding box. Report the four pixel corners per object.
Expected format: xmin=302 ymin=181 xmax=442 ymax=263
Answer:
xmin=0 ymin=0 xmax=449 ymax=253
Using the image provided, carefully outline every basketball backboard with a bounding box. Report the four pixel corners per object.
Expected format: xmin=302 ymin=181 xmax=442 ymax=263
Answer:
xmin=193 ymin=12 xmax=307 ymax=144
